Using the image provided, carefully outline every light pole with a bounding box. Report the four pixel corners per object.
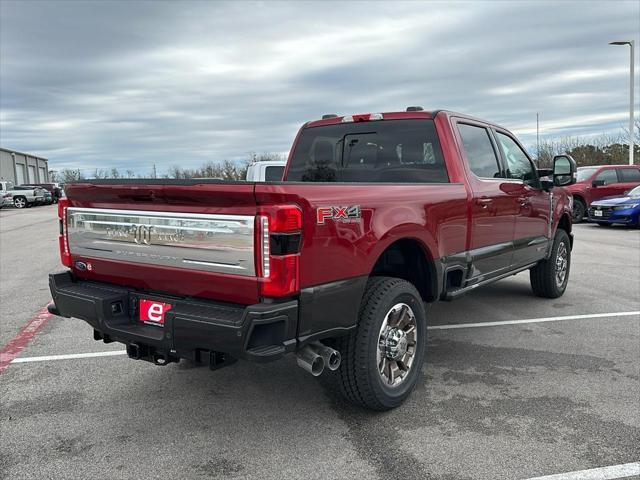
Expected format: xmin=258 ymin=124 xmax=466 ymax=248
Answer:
xmin=610 ymin=40 xmax=635 ymax=165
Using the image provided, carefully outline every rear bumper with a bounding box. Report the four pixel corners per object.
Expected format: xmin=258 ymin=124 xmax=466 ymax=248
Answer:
xmin=49 ymin=272 xmax=298 ymax=365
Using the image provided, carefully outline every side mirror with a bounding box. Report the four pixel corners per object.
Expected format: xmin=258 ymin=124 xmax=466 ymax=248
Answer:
xmin=552 ymin=154 xmax=577 ymax=187
xmin=592 ymin=179 xmax=605 ymax=188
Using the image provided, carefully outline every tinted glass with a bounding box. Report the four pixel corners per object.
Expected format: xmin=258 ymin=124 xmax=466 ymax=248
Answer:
xmin=457 ymin=124 xmax=501 ymax=178
xmin=496 ymin=132 xmax=536 ymax=182
xmin=628 ymin=185 xmax=640 ymax=196
xmin=595 ymin=169 xmax=618 ymax=185
xmin=286 ymin=119 xmax=448 ymax=183
xmin=618 ymin=168 xmax=640 ymax=182
xmin=265 ymin=166 xmax=285 ymax=181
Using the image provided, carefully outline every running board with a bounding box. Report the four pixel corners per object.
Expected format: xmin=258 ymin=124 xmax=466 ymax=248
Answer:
xmin=444 ymin=263 xmax=537 ymax=301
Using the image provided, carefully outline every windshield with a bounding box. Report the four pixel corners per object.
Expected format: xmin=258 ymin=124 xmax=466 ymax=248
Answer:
xmin=576 ymin=167 xmax=597 ymax=182
xmin=627 ymin=185 xmax=640 ymax=197
xmin=286 ymin=119 xmax=449 ymax=183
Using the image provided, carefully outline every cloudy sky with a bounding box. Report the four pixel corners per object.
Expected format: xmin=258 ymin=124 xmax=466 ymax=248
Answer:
xmin=1 ymin=0 xmax=638 ymax=175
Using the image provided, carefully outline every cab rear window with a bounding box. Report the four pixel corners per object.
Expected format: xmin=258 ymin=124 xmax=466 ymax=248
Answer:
xmin=286 ymin=119 xmax=448 ymax=183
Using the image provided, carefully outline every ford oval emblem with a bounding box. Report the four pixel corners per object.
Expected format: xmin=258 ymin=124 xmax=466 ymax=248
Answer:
xmin=75 ymin=261 xmax=87 ymax=271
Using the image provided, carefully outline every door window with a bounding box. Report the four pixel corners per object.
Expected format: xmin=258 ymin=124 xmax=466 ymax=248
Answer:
xmin=594 ymin=169 xmax=618 ymax=185
xmin=618 ymin=168 xmax=640 ymax=182
xmin=457 ymin=124 xmax=501 ymax=179
xmin=495 ymin=132 xmax=536 ymax=183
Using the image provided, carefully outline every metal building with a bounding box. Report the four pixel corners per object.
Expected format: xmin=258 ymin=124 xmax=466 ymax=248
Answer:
xmin=0 ymin=148 xmax=49 ymax=185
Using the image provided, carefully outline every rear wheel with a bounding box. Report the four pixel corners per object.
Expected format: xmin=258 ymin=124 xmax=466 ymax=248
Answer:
xmin=530 ymin=229 xmax=571 ymax=298
xmin=572 ymin=198 xmax=586 ymax=223
xmin=13 ymin=196 xmax=26 ymax=209
xmin=332 ymin=277 xmax=427 ymax=410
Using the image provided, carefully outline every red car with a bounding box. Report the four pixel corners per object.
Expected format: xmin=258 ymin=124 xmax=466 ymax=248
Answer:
xmin=48 ymin=109 xmax=576 ymax=410
xmin=566 ymin=165 xmax=640 ymax=222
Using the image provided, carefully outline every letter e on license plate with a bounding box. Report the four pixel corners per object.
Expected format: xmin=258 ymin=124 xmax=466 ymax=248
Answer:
xmin=139 ymin=299 xmax=172 ymax=326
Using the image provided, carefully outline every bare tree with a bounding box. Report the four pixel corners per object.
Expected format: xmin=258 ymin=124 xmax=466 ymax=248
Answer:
xmin=59 ymin=169 xmax=84 ymax=182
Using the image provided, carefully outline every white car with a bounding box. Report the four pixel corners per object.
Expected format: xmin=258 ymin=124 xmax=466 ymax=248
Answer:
xmin=0 ymin=190 xmax=13 ymax=209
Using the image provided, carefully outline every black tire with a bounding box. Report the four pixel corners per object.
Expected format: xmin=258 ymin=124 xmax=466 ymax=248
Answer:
xmin=597 ymin=222 xmax=612 ymax=227
xmin=530 ymin=229 xmax=571 ymax=298
xmin=13 ymin=196 xmax=27 ymax=209
xmin=572 ymin=198 xmax=585 ymax=223
xmin=332 ymin=277 xmax=427 ymax=410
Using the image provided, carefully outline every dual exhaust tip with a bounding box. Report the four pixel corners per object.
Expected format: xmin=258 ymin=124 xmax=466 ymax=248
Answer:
xmin=296 ymin=342 xmax=341 ymax=376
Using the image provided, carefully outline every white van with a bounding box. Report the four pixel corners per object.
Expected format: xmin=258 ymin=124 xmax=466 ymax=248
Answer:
xmin=245 ymin=161 xmax=286 ymax=182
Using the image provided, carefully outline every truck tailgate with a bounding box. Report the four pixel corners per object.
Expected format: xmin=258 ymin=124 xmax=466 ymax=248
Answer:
xmin=63 ymin=181 xmax=260 ymax=304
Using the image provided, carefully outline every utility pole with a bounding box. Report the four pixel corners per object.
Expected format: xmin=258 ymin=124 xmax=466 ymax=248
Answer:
xmin=152 ymin=163 xmax=157 ymax=179
xmin=536 ymin=113 xmax=540 ymax=163
xmin=610 ymin=40 xmax=635 ymax=165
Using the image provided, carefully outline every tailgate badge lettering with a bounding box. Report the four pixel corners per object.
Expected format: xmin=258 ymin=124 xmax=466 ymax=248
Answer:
xmin=132 ymin=225 xmax=153 ymax=245
xmin=317 ymin=205 xmax=361 ymax=224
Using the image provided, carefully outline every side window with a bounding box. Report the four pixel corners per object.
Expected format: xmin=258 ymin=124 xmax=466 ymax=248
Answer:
xmin=264 ymin=165 xmax=285 ymax=181
xmin=618 ymin=168 xmax=640 ymax=182
xmin=495 ymin=132 xmax=536 ymax=182
xmin=457 ymin=124 xmax=501 ymax=179
xmin=595 ymin=169 xmax=618 ymax=185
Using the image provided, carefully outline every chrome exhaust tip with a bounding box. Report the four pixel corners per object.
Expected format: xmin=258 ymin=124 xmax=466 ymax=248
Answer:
xmin=296 ymin=345 xmax=325 ymax=376
xmin=311 ymin=342 xmax=341 ymax=371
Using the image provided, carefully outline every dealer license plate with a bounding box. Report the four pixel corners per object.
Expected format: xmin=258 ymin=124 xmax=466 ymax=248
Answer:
xmin=594 ymin=210 xmax=603 ymax=217
xmin=139 ymin=298 xmax=173 ymax=326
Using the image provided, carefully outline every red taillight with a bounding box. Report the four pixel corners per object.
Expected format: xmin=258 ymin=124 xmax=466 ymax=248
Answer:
xmin=57 ymin=198 xmax=72 ymax=267
xmin=257 ymin=205 xmax=302 ymax=298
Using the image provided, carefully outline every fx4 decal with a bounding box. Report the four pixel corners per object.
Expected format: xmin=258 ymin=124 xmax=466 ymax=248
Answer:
xmin=316 ymin=205 xmax=362 ymax=224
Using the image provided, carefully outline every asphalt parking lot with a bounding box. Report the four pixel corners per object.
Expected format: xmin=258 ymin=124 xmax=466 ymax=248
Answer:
xmin=1 ymin=204 xmax=638 ymax=480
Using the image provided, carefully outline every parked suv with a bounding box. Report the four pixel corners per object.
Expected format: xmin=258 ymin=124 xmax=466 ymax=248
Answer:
xmin=23 ymin=183 xmax=63 ymax=203
xmin=566 ymin=165 xmax=640 ymax=222
xmin=22 ymin=185 xmax=54 ymax=205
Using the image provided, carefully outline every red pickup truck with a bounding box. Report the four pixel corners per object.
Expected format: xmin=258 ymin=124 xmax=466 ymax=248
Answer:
xmin=49 ymin=109 xmax=577 ymax=410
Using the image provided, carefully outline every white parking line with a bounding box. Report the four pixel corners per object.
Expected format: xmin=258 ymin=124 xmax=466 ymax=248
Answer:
xmin=430 ymin=311 xmax=640 ymax=330
xmin=9 ymin=310 xmax=640 ymax=365
xmin=11 ymin=350 xmax=127 ymax=363
xmin=523 ymin=461 xmax=640 ymax=480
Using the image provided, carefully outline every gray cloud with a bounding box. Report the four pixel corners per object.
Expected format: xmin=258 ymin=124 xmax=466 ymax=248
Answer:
xmin=1 ymin=0 xmax=638 ymax=174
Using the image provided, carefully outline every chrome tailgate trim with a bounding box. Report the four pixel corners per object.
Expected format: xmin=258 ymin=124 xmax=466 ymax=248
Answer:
xmin=67 ymin=207 xmax=255 ymax=276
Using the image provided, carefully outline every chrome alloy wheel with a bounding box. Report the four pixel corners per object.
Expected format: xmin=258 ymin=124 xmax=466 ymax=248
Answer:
xmin=13 ymin=197 xmax=26 ymax=208
xmin=377 ymin=303 xmax=418 ymax=387
xmin=555 ymin=242 xmax=568 ymax=287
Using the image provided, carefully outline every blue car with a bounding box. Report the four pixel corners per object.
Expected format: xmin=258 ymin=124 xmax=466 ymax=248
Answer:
xmin=588 ymin=184 xmax=640 ymax=227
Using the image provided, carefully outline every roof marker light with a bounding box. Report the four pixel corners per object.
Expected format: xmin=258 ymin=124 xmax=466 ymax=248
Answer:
xmin=342 ymin=115 xmax=354 ymax=123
